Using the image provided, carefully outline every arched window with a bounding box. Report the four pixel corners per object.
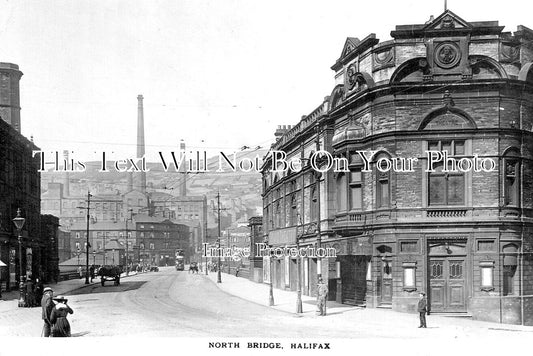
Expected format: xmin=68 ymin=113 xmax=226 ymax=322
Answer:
xmin=503 ymin=149 xmax=520 ymax=207
xmin=336 ymin=173 xmax=347 ymax=212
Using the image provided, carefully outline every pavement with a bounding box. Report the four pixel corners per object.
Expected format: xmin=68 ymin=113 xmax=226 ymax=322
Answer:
xmin=0 ymin=271 xmax=141 ymax=313
xmin=205 ymin=269 xmax=533 ymax=334
xmin=204 ymin=268 xmax=355 ymax=316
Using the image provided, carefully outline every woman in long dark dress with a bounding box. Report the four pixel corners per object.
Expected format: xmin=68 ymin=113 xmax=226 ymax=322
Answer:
xmin=50 ymin=296 xmax=74 ymax=337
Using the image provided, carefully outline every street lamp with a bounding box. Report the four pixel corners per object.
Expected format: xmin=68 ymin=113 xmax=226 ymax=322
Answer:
xmin=266 ymin=238 xmax=274 ymax=306
xmin=12 ymin=208 xmax=26 ymax=307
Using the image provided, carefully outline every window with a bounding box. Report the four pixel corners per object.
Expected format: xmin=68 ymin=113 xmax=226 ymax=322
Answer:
xmin=376 ymin=169 xmax=390 ymax=208
xmin=428 ymin=140 xmax=465 ymax=206
xmin=275 ymin=201 xmax=283 ymax=228
xmin=149 ymin=243 xmax=155 ymax=250
xmin=310 ymin=186 xmax=318 ymax=221
xmin=289 ymin=194 xmax=297 ymax=226
xmin=503 ymin=152 xmax=520 ymax=206
xmin=336 ymin=174 xmax=347 ymax=211
xmin=503 ymin=244 xmax=518 ymax=296
xmin=503 ymin=266 xmax=517 ymax=296
xmin=76 ymin=233 xmax=80 ymax=239
xmin=349 ymin=169 xmax=362 ymax=210
xmin=75 ymin=242 xmax=80 ymax=250
xmin=140 ymin=243 xmax=145 ymax=250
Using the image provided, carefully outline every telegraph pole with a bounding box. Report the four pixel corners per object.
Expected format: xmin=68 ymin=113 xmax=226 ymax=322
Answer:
xmin=204 ymin=218 xmax=208 ymax=275
xmin=216 ymin=191 xmax=222 ymax=283
xmin=85 ymin=191 xmax=92 ymax=284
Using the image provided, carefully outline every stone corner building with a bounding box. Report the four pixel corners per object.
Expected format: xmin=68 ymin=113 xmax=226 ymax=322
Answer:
xmin=261 ymin=10 xmax=533 ymax=325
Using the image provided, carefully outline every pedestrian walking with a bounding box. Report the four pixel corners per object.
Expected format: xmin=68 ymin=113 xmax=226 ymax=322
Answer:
xmin=89 ymin=265 xmax=95 ymax=283
xmin=25 ymin=276 xmax=35 ymax=307
xmin=41 ymin=287 xmax=54 ymax=337
xmin=316 ymin=277 xmax=328 ymax=316
xmin=50 ymin=296 xmax=74 ymax=337
xmin=77 ymin=265 xmax=82 ymax=279
xmin=417 ymin=292 xmax=428 ymax=328
xmin=34 ymin=278 xmax=43 ymax=306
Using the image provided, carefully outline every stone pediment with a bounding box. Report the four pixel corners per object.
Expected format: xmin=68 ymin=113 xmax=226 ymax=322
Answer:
xmin=423 ymin=10 xmax=472 ymax=31
xmin=340 ymin=37 xmax=361 ymax=58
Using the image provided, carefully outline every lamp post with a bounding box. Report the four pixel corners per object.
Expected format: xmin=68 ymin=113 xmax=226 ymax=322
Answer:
xmin=295 ymin=211 xmax=303 ymax=314
xmin=125 ymin=209 xmax=133 ymax=275
xmin=12 ymin=209 xmax=26 ymax=307
xmin=93 ymin=250 xmax=96 ymax=265
xmin=77 ymin=248 xmax=81 ymax=265
xmin=266 ymin=238 xmax=274 ymax=306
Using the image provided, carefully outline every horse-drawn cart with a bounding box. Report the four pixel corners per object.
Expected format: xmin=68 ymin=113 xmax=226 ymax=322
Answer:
xmin=98 ymin=265 xmax=123 ymax=286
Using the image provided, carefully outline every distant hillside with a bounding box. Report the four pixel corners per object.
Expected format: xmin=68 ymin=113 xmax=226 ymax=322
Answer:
xmin=41 ymin=149 xmax=268 ymax=224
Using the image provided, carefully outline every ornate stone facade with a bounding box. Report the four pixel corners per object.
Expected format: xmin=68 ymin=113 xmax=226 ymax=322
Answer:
xmin=261 ymin=10 xmax=533 ymax=325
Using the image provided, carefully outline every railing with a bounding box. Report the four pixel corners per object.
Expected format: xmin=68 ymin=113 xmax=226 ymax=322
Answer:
xmin=426 ymin=209 xmax=467 ymax=218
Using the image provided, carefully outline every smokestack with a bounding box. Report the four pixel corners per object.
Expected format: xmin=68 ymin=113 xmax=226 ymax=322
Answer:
xmin=137 ymin=94 xmax=147 ymax=193
xmin=179 ymin=140 xmax=187 ymax=197
xmin=63 ymin=150 xmax=70 ymax=196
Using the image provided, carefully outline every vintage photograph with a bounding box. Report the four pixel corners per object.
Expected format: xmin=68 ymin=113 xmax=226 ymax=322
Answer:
xmin=1 ymin=0 xmax=533 ymax=354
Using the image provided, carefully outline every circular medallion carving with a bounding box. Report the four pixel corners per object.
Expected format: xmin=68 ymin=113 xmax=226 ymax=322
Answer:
xmin=346 ymin=64 xmax=358 ymax=90
xmin=435 ymin=42 xmax=461 ymax=69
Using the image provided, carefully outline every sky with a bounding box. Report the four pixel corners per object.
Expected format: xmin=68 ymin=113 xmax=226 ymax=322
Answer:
xmin=1 ymin=0 xmax=532 ymax=162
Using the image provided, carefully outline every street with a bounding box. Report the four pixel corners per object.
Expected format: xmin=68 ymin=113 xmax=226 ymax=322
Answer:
xmin=1 ymin=267 xmax=533 ymax=339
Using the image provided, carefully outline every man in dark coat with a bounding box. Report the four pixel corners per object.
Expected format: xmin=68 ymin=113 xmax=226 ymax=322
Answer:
xmin=316 ymin=278 xmax=329 ymax=316
xmin=41 ymin=287 xmax=54 ymax=337
xmin=89 ymin=265 xmax=95 ymax=283
xmin=417 ymin=292 xmax=428 ymax=328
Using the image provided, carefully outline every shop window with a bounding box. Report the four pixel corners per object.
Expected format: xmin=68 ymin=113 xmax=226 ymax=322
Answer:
xmin=402 ymin=262 xmax=416 ymax=291
xmin=428 ymin=140 xmax=465 ymax=206
xmin=480 ymin=261 xmax=494 ymax=291
xmin=503 ymin=243 xmax=518 ymax=296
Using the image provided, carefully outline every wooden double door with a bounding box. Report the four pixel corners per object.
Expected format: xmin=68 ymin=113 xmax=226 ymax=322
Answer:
xmin=428 ymin=256 xmax=466 ymax=313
